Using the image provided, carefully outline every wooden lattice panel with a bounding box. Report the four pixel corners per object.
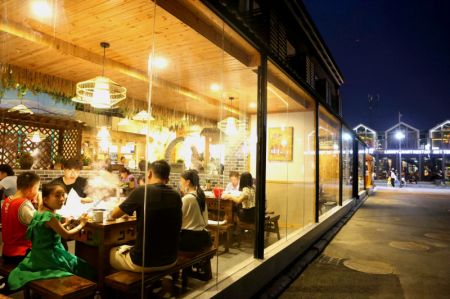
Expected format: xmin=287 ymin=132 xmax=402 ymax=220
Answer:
xmin=0 ymin=122 xmax=19 ymax=166
xmin=0 ymin=118 xmax=81 ymax=169
xmin=61 ymin=128 xmax=81 ymax=161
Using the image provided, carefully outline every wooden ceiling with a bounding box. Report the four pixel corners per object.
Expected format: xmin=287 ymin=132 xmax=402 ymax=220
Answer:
xmin=0 ymin=0 xmax=312 ymax=122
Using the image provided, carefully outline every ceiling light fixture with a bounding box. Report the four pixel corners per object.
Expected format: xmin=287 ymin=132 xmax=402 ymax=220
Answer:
xmin=217 ymin=97 xmax=243 ymax=136
xmin=31 ymin=0 xmax=53 ymax=18
xmin=210 ymin=83 xmax=221 ymax=92
xmin=27 ymin=130 xmax=46 ymax=143
xmin=132 ymin=110 xmax=154 ymax=121
xmin=74 ymin=42 xmax=126 ymax=109
xmin=8 ymin=103 xmax=34 ymax=114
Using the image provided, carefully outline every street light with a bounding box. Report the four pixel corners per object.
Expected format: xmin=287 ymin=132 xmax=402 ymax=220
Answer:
xmin=395 ymin=131 xmax=405 ymax=186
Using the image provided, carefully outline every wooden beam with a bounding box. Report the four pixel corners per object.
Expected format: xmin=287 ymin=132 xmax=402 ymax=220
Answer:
xmin=156 ymin=0 xmax=260 ymax=68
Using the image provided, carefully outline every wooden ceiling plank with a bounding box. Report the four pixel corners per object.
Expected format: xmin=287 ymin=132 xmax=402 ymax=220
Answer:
xmin=0 ymin=20 xmax=149 ymax=82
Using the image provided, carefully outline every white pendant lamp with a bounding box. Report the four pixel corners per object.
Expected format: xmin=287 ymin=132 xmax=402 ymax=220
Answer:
xmin=74 ymin=42 xmax=126 ymax=109
xmin=27 ymin=130 xmax=46 ymax=143
xmin=217 ymin=96 xmax=243 ymax=136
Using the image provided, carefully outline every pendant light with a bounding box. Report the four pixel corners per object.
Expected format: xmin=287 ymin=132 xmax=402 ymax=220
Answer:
xmin=27 ymin=130 xmax=47 ymax=143
xmin=73 ymin=42 xmax=127 ymax=109
xmin=26 ymin=96 xmax=46 ymax=142
xmin=217 ymin=96 xmax=243 ymax=136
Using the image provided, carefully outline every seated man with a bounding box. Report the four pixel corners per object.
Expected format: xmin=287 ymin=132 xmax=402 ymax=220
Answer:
xmin=1 ymin=172 xmax=40 ymax=264
xmin=51 ymin=158 xmax=92 ymax=203
xmin=109 ymin=160 xmax=182 ymax=272
xmin=0 ymin=164 xmax=17 ymax=200
xmin=224 ymin=171 xmax=240 ymax=194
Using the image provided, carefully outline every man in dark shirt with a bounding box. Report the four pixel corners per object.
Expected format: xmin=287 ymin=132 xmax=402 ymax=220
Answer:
xmin=51 ymin=159 xmax=91 ymax=203
xmin=109 ymin=160 xmax=182 ymax=272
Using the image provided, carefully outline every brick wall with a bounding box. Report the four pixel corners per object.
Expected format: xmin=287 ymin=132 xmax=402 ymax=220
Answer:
xmin=13 ymin=169 xmax=229 ymax=189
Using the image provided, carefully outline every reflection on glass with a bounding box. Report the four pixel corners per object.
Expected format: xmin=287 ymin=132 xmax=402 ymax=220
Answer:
xmin=358 ymin=142 xmax=365 ymax=191
xmin=342 ymin=128 xmax=353 ymax=201
xmin=261 ymin=62 xmax=316 ymax=250
xmin=318 ymin=106 xmax=340 ymax=216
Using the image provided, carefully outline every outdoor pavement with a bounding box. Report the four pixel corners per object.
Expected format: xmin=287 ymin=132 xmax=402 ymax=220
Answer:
xmin=277 ymin=187 xmax=450 ymax=299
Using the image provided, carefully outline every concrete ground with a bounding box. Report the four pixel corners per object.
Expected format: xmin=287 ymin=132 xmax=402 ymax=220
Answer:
xmin=279 ymin=187 xmax=450 ymax=299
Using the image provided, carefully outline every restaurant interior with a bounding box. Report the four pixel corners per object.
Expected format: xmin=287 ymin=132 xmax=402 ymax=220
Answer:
xmin=0 ymin=0 xmax=358 ymax=297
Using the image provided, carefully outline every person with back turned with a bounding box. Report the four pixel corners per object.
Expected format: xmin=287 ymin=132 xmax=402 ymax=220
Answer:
xmin=109 ymin=160 xmax=182 ymax=272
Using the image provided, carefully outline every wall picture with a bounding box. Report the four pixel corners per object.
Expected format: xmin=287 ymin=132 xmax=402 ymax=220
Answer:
xmin=268 ymin=127 xmax=293 ymax=161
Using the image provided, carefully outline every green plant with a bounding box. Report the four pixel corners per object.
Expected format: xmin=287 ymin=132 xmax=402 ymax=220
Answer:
xmin=54 ymin=154 xmax=65 ymax=165
xmin=81 ymin=154 xmax=92 ymax=166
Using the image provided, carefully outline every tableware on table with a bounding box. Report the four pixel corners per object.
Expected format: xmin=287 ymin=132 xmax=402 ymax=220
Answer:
xmin=213 ymin=187 xmax=224 ymax=199
xmin=93 ymin=209 xmax=105 ymax=222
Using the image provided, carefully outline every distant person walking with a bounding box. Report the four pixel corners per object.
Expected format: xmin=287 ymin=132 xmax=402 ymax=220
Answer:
xmin=390 ymin=169 xmax=397 ymax=187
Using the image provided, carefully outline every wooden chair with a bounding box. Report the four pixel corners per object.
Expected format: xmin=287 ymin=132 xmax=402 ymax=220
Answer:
xmin=236 ymin=212 xmax=281 ymax=246
xmin=206 ymin=198 xmax=234 ymax=252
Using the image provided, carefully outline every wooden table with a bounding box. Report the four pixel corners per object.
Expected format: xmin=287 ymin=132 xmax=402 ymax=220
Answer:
xmin=206 ymin=197 xmax=234 ymax=252
xmin=73 ymin=217 xmax=137 ymax=290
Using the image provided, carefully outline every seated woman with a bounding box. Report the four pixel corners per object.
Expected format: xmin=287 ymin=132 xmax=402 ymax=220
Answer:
xmin=179 ymin=170 xmax=211 ymax=251
xmin=222 ymin=172 xmax=255 ymax=223
xmin=119 ymin=167 xmax=137 ymax=192
xmin=7 ymin=183 xmax=95 ymax=291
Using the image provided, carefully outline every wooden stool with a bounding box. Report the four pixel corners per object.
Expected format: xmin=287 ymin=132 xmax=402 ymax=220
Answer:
xmin=265 ymin=214 xmax=281 ymax=240
xmin=207 ymin=224 xmax=232 ymax=252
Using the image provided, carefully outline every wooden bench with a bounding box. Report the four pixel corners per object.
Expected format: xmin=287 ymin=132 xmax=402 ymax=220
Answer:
xmin=0 ymin=257 xmax=19 ymax=296
xmin=104 ymin=247 xmax=217 ymax=298
xmin=25 ymin=275 xmax=97 ymax=299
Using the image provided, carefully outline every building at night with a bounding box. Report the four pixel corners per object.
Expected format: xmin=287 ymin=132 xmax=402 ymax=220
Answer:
xmin=354 ymin=120 xmax=450 ymax=182
xmin=1 ymin=1 xmax=371 ymax=297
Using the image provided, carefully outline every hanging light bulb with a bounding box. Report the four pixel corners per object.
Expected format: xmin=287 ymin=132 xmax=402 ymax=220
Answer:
xmin=8 ymin=103 xmax=34 ymax=114
xmin=132 ymin=110 xmax=154 ymax=121
xmin=97 ymin=126 xmax=111 ymax=139
xmin=74 ymin=42 xmax=126 ymax=109
xmin=224 ymin=117 xmax=238 ymax=136
xmin=27 ymin=130 xmax=46 ymax=143
xmin=218 ymin=96 xmax=243 ymax=136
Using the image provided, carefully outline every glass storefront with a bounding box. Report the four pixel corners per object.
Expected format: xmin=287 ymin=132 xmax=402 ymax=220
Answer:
xmin=358 ymin=142 xmax=365 ymax=191
xmin=342 ymin=127 xmax=353 ymax=202
xmin=261 ymin=61 xmax=316 ymax=247
xmin=1 ymin=1 xmax=364 ymax=297
xmin=318 ymin=106 xmax=340 ymax=216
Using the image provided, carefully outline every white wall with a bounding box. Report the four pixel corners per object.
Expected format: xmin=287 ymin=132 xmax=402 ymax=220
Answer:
xmin=250 ymin=111 xmax=315 ymax=182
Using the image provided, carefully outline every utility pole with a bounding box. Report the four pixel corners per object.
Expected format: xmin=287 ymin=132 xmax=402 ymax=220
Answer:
xmin=368 ymin=94 xmax=379 ymax=128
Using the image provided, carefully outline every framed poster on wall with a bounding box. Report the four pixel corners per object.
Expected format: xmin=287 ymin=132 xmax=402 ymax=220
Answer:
xmin=268 ymin=127 xmax=293 ymax=161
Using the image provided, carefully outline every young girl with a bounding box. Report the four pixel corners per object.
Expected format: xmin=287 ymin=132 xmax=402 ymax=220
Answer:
xmin=179 ymin=170 xmax=211 ymax=251
xmin=8 ymin=183 xmax=95 ymax=291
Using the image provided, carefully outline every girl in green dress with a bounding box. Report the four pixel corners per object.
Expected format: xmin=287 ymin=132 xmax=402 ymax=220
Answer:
xmin=8 ymin=182 xmax=95 ymax=290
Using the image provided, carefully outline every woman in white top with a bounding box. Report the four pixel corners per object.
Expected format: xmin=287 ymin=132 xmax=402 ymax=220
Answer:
xmin=179 ymin=170 xmax=211 ymax=251
xmin=223 ymin=172 xmax=255 ymax=223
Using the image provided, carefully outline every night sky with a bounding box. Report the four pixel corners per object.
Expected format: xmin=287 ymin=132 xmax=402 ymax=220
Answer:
xmin=303 ymin=0 xmax=450 ymax=131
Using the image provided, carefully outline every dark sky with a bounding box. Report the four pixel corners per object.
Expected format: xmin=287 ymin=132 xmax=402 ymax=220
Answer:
xmin=303 ymin=0 xmax=450 ymax=131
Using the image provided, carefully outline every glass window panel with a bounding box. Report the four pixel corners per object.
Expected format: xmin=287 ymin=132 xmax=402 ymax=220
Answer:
xmin=358 ymin=142 xmax=365 ymax=191
xmin=342 ymin=127 xmax=353 ymax=202
xmin=318 ymin=106 xmax=340 ymax=217
xmin=1 ymin=0 xmax=260 ymax=295
xmin=262 ymin=61 xmax=316 ymax=249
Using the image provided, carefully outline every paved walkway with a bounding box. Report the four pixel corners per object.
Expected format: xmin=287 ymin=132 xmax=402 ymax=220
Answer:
xmin=279 ymin=188 xmax=450 ymax=299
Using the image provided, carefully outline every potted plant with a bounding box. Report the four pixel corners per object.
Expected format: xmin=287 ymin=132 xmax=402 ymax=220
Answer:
xmin=18 ymin=152 xmax=34 ymax=169
xmin=81 ymin=154 xmax=92 ymax=169
xmin=53 ymin=155 xmax=65 ymax=170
